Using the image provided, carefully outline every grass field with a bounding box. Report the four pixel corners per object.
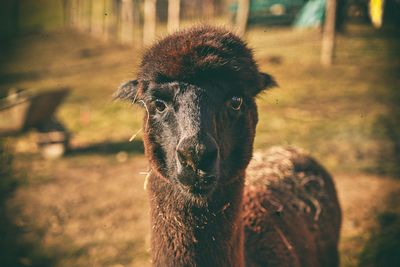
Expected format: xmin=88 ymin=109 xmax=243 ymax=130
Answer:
xmin=1 ymin=23 xmax=400 ymax=267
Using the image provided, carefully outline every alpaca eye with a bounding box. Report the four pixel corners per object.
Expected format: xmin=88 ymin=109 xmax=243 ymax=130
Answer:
xmin=229 ymin=96 xmax=243 ymax=110
xmin=155 ymin=99 xmax=167 ymax=112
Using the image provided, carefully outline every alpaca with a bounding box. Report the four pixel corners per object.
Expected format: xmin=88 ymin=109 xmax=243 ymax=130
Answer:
xmin=115 ymin=26 xmax=341 ymax=267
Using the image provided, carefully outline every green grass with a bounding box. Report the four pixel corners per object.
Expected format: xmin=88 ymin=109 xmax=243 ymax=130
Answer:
xmin=1 ymin=25 xmax=399 ymax=176
xmin=1 ymin=2 xmax=397 ymax=178
xmin=247 ymin=25 xmax=400 ymax=176
xmin=0 ymin=0 xmax=64 ymax=36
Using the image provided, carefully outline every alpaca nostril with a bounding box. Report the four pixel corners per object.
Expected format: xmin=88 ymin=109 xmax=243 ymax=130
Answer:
xmin=177 ymin=146 xmax=191 ymax=168
xmin=198 ymin=146 xmax=218 ymax=172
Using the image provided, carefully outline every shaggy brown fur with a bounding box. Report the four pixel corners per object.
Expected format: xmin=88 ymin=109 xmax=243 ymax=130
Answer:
xmin=244 ymin=147 xmax=341 ymax=267
xmin=116 ymin=26 xmax=341 ymax=267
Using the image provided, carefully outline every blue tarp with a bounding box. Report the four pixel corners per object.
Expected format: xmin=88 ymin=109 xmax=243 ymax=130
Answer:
xmin=293 ymin=0 xmax=326 ymax=28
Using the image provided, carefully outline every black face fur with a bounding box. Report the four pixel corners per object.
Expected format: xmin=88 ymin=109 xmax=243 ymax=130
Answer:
xmin=115 ymin=26 xmax=275 ymax=204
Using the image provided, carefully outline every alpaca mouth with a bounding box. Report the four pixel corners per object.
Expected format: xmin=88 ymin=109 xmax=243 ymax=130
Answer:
xmin=191 ymin=175 xmax=217 ymax=194
xmin=177 ymin=173 xmax=218 ymax=197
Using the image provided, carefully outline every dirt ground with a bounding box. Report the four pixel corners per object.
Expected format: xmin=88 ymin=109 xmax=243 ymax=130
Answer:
xmin=1 ymin=24 xmax=400 ymax=267
xmin=2 ymin=152 xmax=399 ymax=267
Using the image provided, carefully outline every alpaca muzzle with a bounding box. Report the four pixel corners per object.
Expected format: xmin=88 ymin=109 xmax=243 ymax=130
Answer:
xmin=176 ymin=134 xmax=220 ymax=194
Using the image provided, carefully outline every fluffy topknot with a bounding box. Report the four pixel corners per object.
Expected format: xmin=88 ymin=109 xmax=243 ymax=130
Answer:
xmin=138 ymin=26 xmax=267 ymax=96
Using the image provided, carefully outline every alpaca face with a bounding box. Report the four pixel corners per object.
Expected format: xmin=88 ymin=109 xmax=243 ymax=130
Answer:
xmin=142 ymin=80 xmax=260 ymax=199
xmin=117 ymin=78 xmax=265 ymax=202
xmin=115 ymin=26 xmax=276 ymax=202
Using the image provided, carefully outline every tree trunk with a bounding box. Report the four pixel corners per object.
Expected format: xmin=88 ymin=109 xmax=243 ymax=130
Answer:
xmin=102 ymin=0 xmax=109 ymax=40
xmin=133 ymin=0 xmax=141 ymax=46
xmin=69 ymin=0 xmax=77 ymax=26
xmin=168 ymin=0 xmax=180 ymax=33
xmin=321 ymin=0 xmax=337 ymax=66
xmin=62 ymin=0 xmax=71 ymax=26
xmin=77 ymin=0 xmax=82 ymax=30
xmin=143 ymin=0 xmax=157 ymax=45
xmin=236 ymin=0 xmax=250 ymax=37
xmin=79 ymin=0 xmax=89 ymax=31
xmin=109 ymin=0 xmax=120 ymax=40
xmin=87 ymin=0 xmax=93 ymax=32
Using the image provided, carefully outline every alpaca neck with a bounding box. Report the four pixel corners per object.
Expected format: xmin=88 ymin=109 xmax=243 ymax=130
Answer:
xmin=148 ymin=173 xmax=245 ymax=267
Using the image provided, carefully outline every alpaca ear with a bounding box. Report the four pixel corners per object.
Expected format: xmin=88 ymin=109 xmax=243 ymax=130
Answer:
xmin=259 ymin=72 xmax=278 ymax=91
xmin=114 ymin=80 xmax=139 ymax=102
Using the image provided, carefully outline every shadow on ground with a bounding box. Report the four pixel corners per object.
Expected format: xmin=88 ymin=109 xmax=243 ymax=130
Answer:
xmin=359 ymin=189 xmax=400 ymax=267
xmin=371 ymin=26 xmax=400 ymax=178
xmin=0 ymin=140 xmax=56 ymax=267
xmin=0 ymin=71 xmax=43 ymax=86
xmin=67 ymin=139 xmax=144 ymax=156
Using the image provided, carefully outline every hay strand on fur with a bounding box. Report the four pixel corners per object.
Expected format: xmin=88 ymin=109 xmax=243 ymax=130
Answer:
xmin=128 ymin=99 xmax=149 ymax=142
xmin=139 ymin=100 xmax=150 ymax=131
xmin=129 ymin=128 xmax=143 ymax=142
xmin=140 ymin=170 xmax=152 ymax=190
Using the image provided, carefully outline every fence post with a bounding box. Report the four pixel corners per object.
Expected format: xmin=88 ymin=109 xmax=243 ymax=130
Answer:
xmin=87 ymin=0 xmax=93 ymax=33
xmin=62 ymin=0 xmax=70 ymax=26
xmin=143 ymin=0 xmax=157 ymax=45
xmin=321 ymin=0 xmax=337 ymax=66
xmin=168 ymin=0 xmax=180 ymax=33
xmin=236 ymin=0 xmax=250 ymax=37
xmin=120 ymin=0 xmax=135 ymax=44
xmin=102 ymin=0 xmax=109 ymax=40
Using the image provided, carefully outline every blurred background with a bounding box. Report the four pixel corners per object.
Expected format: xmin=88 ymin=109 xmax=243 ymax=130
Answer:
xmin=0 ymin=0 xmax=399 ymax=266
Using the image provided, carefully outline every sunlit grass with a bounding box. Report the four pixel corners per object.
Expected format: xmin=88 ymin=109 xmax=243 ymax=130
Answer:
xmin=2 ymin=25 xmax=399 ymax=175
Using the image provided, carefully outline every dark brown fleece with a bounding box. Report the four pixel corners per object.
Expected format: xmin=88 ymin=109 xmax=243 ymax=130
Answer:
xmin=137 ymin=25 xmax=269 ymax=97
xmin=244 ymin=147 xmax=341 ymax=267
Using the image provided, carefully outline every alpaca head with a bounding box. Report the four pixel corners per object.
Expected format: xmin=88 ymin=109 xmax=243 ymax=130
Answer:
xmin=116 ymin=26 xmax=275 ymax=204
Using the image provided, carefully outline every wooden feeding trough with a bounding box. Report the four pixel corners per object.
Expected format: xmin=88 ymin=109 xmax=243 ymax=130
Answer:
xmin=0 ymin=88 xmax=70 ymax=159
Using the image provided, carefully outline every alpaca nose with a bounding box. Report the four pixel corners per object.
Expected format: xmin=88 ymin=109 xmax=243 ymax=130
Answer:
xmin=176 ymin=135 xmax=218 ymax=173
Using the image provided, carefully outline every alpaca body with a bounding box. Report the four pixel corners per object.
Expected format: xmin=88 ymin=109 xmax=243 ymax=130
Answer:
xmin=115 ymin=26 xmax=341 ymax=267
xmin=244 ymin=147 xmax=341 ymax=267
xmin=148 ymin=147 xmax=341 ymax=267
